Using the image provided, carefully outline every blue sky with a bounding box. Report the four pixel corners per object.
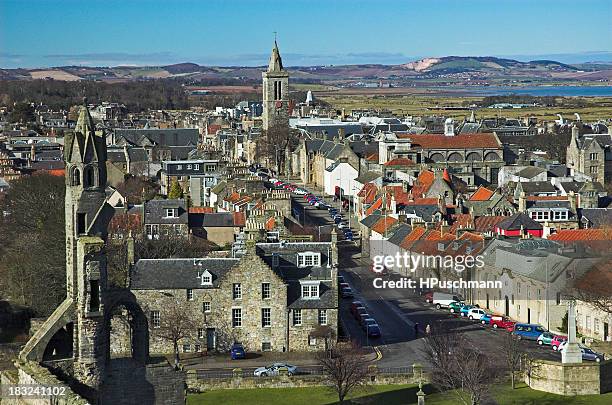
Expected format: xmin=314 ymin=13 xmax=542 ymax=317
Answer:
xmin=1 ymin=0 xmax=611 ymax=68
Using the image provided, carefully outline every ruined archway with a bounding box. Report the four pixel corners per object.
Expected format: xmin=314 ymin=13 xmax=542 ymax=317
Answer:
xmin=104 ymin=292 xmax=149 ymax=364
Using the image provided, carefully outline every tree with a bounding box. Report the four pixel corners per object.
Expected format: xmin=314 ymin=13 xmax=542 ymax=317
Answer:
xmin=0 ymin=174 xmax=65 ymax=316
xmin=167 ymin=179 xmax=183 ymax=199
xmin=317 ymin=340 xmax=370 ymax=403
xmin=500 ymin=331 xmax=524 ymax=389
xmin=146 ymin=297 xmax=199 ymax=369
xmin=255 ymin=123 xmax=299 ymax=174
xmin=421 ymin=323 xmax=499 ymax=405
xmin=8 ymin=102 xmax=35 ymax=124
xmin=115 ymin=176 xmax=159 ymax=204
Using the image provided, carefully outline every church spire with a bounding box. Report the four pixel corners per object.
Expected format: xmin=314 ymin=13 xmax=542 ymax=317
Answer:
xmin=75 ymin=97 xmax=95 ymax=137
xmin=268 ymin=39 xmax=284 ymax=72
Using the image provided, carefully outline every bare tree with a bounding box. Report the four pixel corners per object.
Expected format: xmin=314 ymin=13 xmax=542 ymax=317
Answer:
xmin=500 ymin=331 xmax=524 ymax=389
xmin=147 ymin=297 xmax=199 ymax=369
xmin=567 ymin=256 xmax=612 ymax=318
xmin=317 ymin=340 xmax=370 ymax=403
xmin=421 ymin=323 xmax=499 ymax=405
xmin=255 ymin=123 xmax=299 ymax=174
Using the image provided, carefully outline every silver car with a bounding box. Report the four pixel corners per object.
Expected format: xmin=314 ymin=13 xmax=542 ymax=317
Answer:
xmin=253 ymin=363 xmax=298 ymax=377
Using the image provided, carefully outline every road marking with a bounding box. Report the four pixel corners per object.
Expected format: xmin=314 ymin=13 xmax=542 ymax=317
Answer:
xmin=373 ymin=346 xmax=383 ymax=362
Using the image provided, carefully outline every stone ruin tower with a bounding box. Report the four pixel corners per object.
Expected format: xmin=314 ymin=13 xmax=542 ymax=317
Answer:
xmin=63 ymin=100 xmax=110 ymax=388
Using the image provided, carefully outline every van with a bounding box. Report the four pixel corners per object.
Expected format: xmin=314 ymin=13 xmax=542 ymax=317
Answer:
xmin=512 ymin=323 xmax=546 ymax=340
xmin=432 ymin=292 xmax=464 ymax=310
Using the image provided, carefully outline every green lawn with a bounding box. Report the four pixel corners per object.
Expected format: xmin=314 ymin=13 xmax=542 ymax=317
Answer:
xmin=188 ymin=383 xmax=612 ymax=405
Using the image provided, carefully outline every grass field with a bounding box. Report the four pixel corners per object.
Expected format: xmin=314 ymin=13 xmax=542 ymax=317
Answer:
xmin=316 ymin=94 xmax=612 ymax=122
xmin=187 ymin=383 xmax=612 ymax=405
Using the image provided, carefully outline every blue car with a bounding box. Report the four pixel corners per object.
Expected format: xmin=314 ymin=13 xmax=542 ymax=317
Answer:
xmin=512 ymin=324 xmax=546 ymax=341
xmin=480 ymin=312 xmax=493 ymax=325
xmin=230 ymin=343 xmax=246 ymax=360
xmin=459 ymin=304 xmax=475 ymax=317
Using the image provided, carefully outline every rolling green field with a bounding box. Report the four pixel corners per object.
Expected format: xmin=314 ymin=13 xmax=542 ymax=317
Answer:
xmin=316 ymin=94 xmax=612 ymax=122
xmin=187 ymin=383 xmax=612 ymax=405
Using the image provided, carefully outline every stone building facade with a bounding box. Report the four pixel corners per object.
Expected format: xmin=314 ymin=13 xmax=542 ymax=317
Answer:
xmin=129 ymin=238 xmax=339 ymax=354
xmin=566 ymin=125 xmax=612 ymax=185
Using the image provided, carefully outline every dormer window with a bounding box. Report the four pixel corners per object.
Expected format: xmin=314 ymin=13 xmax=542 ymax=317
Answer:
xmin=297 ymin=252 xmax=321 ymax=268
xmin=199 ymin=270 xmax=213 ymax=286
xmin=301 ymin=281 xmax=320 ymax=299
xmin=165 ymin=208 xmax=178 ymax=218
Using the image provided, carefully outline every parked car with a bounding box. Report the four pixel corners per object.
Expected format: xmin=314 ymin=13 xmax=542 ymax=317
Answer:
xmin=460 ymin=305 xmax=479 ymax=317
xmin=362 ymin=318 xmax=377 ymax=332
xmin=551 ymin=335 xmax=568 ymax=351
xmin=341 ymin=286 xmax=354 ymax=298
xmin=558 ymin=343 xmax=605 ymax=362
xmin=432 ymin=292 xmax=464 ymax=310
xmin=490 ymin=317 xmax=515 ymax=330
xmin=358 ymin=312 xmax=371 ymax=326
xmin=230 ymin=343 xmax=246 ymax=360
xmin=449 ymin=301 xmax=465 ymax=314
xmin=338 ymin=275 xmax=346 ymax=284
xmin=537 ymin=332 xmax=557 ymax=346
xmin=467 ymin=308 xmax=487 ymax=321
xmin=422 ymin=291 xmax=434 ymax=303
xmin=253 ymin=363 xmax=298 ymax=377
xmin=512 ymin=323 xmax=546 ymax=341
xmin=350 ymin=301 xmax=363 ymax=316
xmin=354 ymin=307 xmax=368 ymax=321
xmin=480 ymin=313 xmax=496 ymax=325
xmin=337 ymin=222 xmax=349 ymax=229
xmin=366 ymin=323 xmax=382 ymax=338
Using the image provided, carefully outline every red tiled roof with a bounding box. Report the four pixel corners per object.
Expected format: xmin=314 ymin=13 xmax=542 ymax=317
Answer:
xmin=207 ymin=124 xmax=222 ymax=134
xmin=424 ymin=230 xmax=456 ymax=241
xmin=384 ymin=157 xmax=415 ymax=167
xmin=549 ymin=229 xmax=612 ymax=242
xmin=189 ymin=207 xmax=215 ymax=214
xmin=385 ymin=185 xmax=410 ymax=205
xmin=398 ymin=133 xmax=501 ymax=149
xmin=358 ymin=183 xmax=378 ymax=204
xmin=410 ymin=170 xmax=435 ymax=198
xmin=442 ymin=168 xmax=451 ymax=183
xmin=233 ymin=211 xmax=246 ymax=227
xmin=473 ymin=215 xmax=507 ymax=233
xmin=574 ymin=259 xmax=612 ymax=295
xmin=371 ymin=216 xmax=398 ymax=234
xmin=365 ymin=152 xmax=379 ymax=162
xmin=225 ymin=191 xmax=241 ymax=203
xmin=47 ymin=169 xmax=65 ymax=177
xmin=400 ymin=227 xmax=427 ymax=249
xmin=406 ymin=198 xmax=439 ymax=206
xmin=365 ymin=196 xmax=383 ymax=216
xmin=469 ymin=186 xmax=495 ymax=202
xmin=448 ymin=214 xmax=474 ymax=233
xmin=265 ymin=217 xmax=276 ymax=231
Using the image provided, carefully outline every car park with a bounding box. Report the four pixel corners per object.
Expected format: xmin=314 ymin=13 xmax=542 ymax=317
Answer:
xmin=230 ymin=343 xmax=246 ymax=360
xmin=467 ymin=308 xmax=487 ymax=321
xmin=253 ymin=363 xmax=298 ymax=377
xmin=551 ymin=335 xmax=568 ymax=351
xmin=512 ymin=323 xmax=546 ymax=340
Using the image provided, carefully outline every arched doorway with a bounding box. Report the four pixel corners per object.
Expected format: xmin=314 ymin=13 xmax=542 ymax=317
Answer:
xmin=104 ymin=300 xmax=149 ymax=364
xmin=42 ymin=322 xmax=74 ymax=361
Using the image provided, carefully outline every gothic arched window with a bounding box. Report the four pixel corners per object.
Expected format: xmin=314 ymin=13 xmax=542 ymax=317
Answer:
xmin=84 ymin=166 xmax=96 ymax=188
xmin=71 ymin=167 xmax=81 ymax=186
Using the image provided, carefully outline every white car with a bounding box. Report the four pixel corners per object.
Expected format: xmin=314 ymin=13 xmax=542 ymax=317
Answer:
xmin=467 ymin=308 xmax=487 ymax=321
xmin=253 ymin=363 xmax=297 ymax=377
xmin=294 ymin=188 xmax=307 ymax=195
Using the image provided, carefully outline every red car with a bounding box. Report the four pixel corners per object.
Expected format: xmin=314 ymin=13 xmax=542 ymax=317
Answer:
xmin=490 ymin=317 xmax=515 ymax=330
xmin=551 ymin=335 xmax=568 ymax=351
xmin=423 ymin=291 xmax=433 ymax=303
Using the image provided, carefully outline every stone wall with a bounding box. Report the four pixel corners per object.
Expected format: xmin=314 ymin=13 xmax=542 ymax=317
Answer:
xmin=186 ymin=368 xmax=421 ymax=392
xmin=525 ymin=359 xmax=601 ymax=396
xmin=288 ymin=309 xmax=338 ymax=352
xmin=0 ymin=362 xmax=89 ymax=405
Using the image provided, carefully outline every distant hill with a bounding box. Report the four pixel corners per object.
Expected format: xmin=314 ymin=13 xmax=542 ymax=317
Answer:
xmin=1 ymin=55 xmax=609 ymax=82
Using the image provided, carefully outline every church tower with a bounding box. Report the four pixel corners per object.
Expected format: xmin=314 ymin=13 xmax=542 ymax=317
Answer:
xmin=262 ymin=40 xmax=289 ymax=132
xmin=64 ymin=100 xmax=110 ymax=389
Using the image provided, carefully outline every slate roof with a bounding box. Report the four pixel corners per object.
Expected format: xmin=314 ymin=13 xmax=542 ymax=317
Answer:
xmin=580 ymin=208 xmax=612 ymax=228
xmin=114 ymin=128 xmax=199 ymax=147
xmin=130 ymin=258 xmax=240 ymax=289
xmin=387 ymin=224 xmax=413 ymax=246
xmin=144 ymin=199 xmax=188 ymax=224
xmin=496 ymin=213 xmax=542 ymax=231
xmin=355 ymin=171 xmax=383 ymax=184
xmin=398 ymin=133 xmax=501 ymax=149
xmin=361 ymin=213 xmax=382 ymax=228
xmin=516 ymin=166 xmax=546 ymax=179
xmin=518 ymin=181 xmax=557 ymax=194
xmin=287 ymin=280 xmax=336 ymax=309
xmin=189 ymin=212 xmax=234 ymax=228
